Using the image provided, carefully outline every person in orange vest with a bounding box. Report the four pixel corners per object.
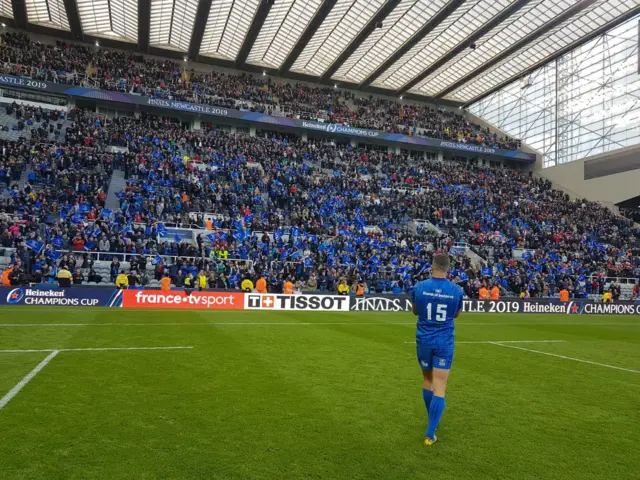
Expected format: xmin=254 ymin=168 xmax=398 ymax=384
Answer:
xmin=1 ymin=267 xmax=12 ymax=286
xmin=283 ymin=277 xmax=294 ymax=294
xmin=490 ymin=285 xmax=500 ymax=301
xmin=559 ymin=288 xmax=569 ymax=303
xmin=356 ymin=280 xmax=365 ymax=297
xmin=478 ymin=285 xmax=489 ymax=300
xmin=256 ymin=275 xmax=267 ymax=294
xmin=160 ymin=274 xmax=172 ymax=291
xmin=205 ymin=218 xmax=213 ymax=230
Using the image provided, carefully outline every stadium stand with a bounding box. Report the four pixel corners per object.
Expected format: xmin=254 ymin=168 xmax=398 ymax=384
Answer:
xmin=0 ymin=103 xmax=637 ymax=299
xmin=0 ymin=33 xmax=520 ymax=150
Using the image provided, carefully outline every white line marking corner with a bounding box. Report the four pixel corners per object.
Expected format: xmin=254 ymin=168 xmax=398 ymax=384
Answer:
xmin=0 ymin=350 xmax=59 ymax=409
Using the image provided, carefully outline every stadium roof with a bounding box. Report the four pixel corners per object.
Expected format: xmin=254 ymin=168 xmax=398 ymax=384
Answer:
xmin=1 ymin=0 xmax=638 ymax=104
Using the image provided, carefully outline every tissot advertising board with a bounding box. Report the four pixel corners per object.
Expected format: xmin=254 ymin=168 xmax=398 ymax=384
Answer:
xmin=245 ymin=293 xmax=350 ymax=311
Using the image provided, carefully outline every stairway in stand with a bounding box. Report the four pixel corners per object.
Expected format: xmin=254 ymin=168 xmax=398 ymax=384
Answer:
xmin=104 ymin=169 xmax=127 ymax=210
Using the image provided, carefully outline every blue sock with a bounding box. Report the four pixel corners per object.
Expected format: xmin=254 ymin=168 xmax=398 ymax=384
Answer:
xmin=422 ymin=388 xmax=433 ymax=415
xmin=425 ymin=396 xmax=446 ymax=439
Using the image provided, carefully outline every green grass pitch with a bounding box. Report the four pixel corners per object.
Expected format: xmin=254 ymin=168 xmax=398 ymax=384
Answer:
xmin=0 ymin=307 xmax=638 ymax=480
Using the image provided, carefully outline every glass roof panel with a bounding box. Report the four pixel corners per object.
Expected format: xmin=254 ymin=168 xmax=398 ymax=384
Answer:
xmin=332 ymin=0 xmax=450 ymax=84
xmin=290 ymin=0 xmax=385 ymax=77
xmin=0 ymin=0 xmax=13 ymax=19
xmin=247 ymin=0 xmax=322 ymax=68
xmin=149 ymin=0 xmax=197 ymax=52
xmin=409 ymin=0 xmax=574 ymax=96
xmin=444 ymin=0 xmax=637 ymax=101
xmin=371 ymin=0 xmax=516 ymax=90
xmin=77 ymin=0 xmax=138 ymax=42
xmin=26 ymin=0 xmax=69 ymax=30
xmin=200 ymin=0 xmax=260 ymax=60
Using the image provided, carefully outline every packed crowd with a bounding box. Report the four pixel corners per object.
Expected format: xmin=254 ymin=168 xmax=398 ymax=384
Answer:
xmin=620 ymin=207 xmax=640 ymax=225
xmin=0 ymin=32 xmax=519 ymax=150
xmin=0 ymin=106 xmax=638 ymax=297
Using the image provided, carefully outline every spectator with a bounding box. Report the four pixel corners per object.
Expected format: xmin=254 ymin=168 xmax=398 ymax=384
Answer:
xmin=115 ymin=269 xmax=129 ymax=289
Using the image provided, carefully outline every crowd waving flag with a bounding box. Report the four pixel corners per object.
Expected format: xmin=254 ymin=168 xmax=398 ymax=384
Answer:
xmin=26 ymin=239 xmax=44 ymax=254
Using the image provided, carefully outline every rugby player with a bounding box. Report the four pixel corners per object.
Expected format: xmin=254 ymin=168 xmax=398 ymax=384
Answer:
xmin=411 ymin=253 xmax=464 ymax=446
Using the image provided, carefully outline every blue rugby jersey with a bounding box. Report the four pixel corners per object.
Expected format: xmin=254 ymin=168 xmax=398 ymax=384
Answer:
xmin=412 ymin=278 xmax=464 ymax=345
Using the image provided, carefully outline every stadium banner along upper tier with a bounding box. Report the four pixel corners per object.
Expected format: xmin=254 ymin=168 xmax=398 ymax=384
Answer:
xmin=0 ymin=286 xmax=122 ymax=307
xmin=122 ymin=290 xmax=244 ymax=309
xmin=0 ymin=74 xmax=535 ymax=163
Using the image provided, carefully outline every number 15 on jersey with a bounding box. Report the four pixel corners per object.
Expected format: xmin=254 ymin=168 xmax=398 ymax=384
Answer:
xmin=426 ymin=303 xmax=448 ymax=322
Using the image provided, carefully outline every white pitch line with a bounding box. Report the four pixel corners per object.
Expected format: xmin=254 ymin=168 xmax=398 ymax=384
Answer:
xmin=62 ymin=346 xmax=193 ymax=352
xmin=0 ymin=322 xmax=413 ymax=327
xmin=0 ymin=322 xmax=637 ymax=327
xmin=490 ymin=342 xmax=640 ymax=374
xmin=0 ymin=346 xmax=193 ymax=353
xmin=0 ymin=350 xmax=59 ymax=409
xmin=404 ymin=340 xmax=568 ymax=345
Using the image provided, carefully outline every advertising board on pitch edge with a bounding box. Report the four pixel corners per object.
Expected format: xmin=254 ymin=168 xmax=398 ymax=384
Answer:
xmin=0 ymin=286 xmax=122 ymax=307
xmin=346 ymin=296 xmax=640 ymax=315
xmin=122 ymin=290 xmax=244 ymax=309
xmin=245 ymin=293 xmax=350 ymax=311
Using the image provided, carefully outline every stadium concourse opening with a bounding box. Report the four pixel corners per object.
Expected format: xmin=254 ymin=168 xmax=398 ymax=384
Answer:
xmin=0 ymin=1 xmax=639 ymax=478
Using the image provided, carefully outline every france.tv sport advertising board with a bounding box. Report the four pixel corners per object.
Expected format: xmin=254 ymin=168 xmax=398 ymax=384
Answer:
xmin=122 ymin=290 xmax=244 ymax=309
xmin=0 ymin=286 xmax=123 ymax=307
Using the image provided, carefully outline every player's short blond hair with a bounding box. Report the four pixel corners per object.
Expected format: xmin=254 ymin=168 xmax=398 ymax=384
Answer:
xmin=432 ymin=253 xmax=450 ymax=273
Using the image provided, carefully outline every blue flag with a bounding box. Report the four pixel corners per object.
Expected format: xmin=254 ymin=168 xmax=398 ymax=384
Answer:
xmin=84 ymin=242 xmax=95 ymax=251
xmin=157 ymin=223 xmax=167 ymax=237
xmin=52 ymin=235 xmax=64 ymax=249
xmin=235 ymin=228 xmax=249 ymax=242
xmin=151 ymin=254 xmax=163 ymax=265
xmin=26 ymin=239 xmax=44 ymax=254
xmin=46 ymin=250 xmax=62 ymax=261
xmin=174 ymin=234 xmax=182 ymax=243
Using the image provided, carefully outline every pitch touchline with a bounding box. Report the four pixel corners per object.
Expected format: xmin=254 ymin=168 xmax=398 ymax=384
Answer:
xmin=404 ymin=340 xmax=568 ymax=345
xmin=0 ymin=322 xmax=637 ymax=327
xmin=490 ymin=343 xmax=640 ymax=374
